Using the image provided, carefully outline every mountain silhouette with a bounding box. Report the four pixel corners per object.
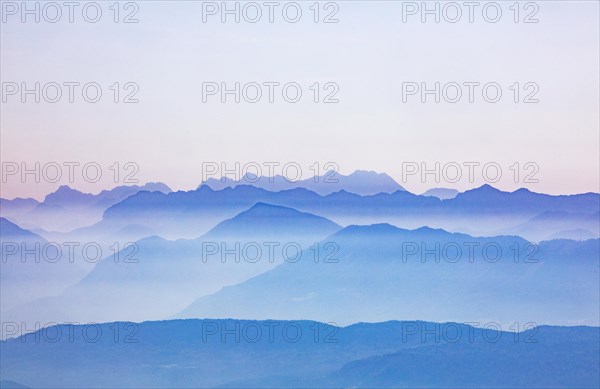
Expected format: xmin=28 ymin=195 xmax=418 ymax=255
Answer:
xmin=421 ymin=187 xmax=459 ymax=199
xmin=503 ymin=210 xmax=600 ymax=241
xmin=100 ymin=184 xmax=599 ymax=240
xmin=0 ymin=319 xmax=597 ymax=388
xmin=1 ymin=183 xmax=171 ymax=232
xmin=0 ymin=219 xmax=90 ymax=312
xmin=5 ymin=204 xmax=341 ymax=325
xmin=178 ymin=223 xmax=599 ymax=326
xmin=199 ymin=169 xmax=405 ymax=195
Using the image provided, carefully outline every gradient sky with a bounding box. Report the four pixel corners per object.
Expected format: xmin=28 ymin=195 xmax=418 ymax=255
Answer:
xmin=1 ymin=0 xmax=599 ymax=200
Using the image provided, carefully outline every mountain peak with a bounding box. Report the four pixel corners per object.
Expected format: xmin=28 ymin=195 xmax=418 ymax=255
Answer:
xmin=475 ymin=184 xmax=501 ymax=192
xmin=44 ymin=185 xmax=92 ymax=204
xmin=348 ymin=170 xmax=394 ymax=179
xmin=241 ymin=202 xmax=317 ymax=218
xmin=338 ymin=223 xmax=401 ymax=235
xmin=421 ymin=188 xmax=459 ymax=200
xmin=454 ymin=184 xmax=504 ymax=199
xmin=205 ymin=203 xmax=341 ymax=238
xmin=51 ymin=185 xmax=81 ymax=196
xmin=248 ymin=201 xmax=282 ymax=210
xmin=140 ymin=182 xmax=172 ymax=193
xmin=349 ymin=169 xmax=380 ymax=176
xmin=56 ymin=184 xmax=74 ymax=191
xmin=241 ymin=172 xmax=259 ymax=181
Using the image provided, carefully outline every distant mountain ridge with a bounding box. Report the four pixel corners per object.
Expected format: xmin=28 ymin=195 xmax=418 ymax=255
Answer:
xmin=421 ymin=187 xmax=459 ymax=199
xmin=0 ymin=217 xmax=44 ymax=241
xmin=504 ymin=210 xmax=600 ymax=241
xmin=100 ymin=183 xmax=600 ymax=240
xmin=0 ymin=182 xmax=171 ymax=232
xmin=5 ymin=204 xmax=341 ymax=325
xmin=205 ymin=202 xmax=340 ymax=240
xmin=43 ymin=182 xmax=171 ymax=209
xmin=178 ymin=222 xmax=600 ymax=326
xmin=199 ymin=169 xmax=406 ymax=195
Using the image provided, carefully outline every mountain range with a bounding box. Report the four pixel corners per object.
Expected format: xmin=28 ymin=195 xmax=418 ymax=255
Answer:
xmin=178 ymin=223 xmax=600 ymax=326
xmin=99 ymin=184 xmax=600 ymax=241
xmin=0 ymin=183 xmax=171 ymax=232
xmin=7 ymin=207 xmax=598 ymax=328
xmin=2 ymin=175 xmax=599 ymax=388
xmin=4 ymin=179 xmax=598 ymax=243
xmin=3 ymin=204 xmax=341 ymax=325
xmin=199 ymin=169 xmax=406 ymax=195
xmin=1 ymin=319 xmax=597 ymax=388
xmin=421 ymin=187 xmax=459 ymax=199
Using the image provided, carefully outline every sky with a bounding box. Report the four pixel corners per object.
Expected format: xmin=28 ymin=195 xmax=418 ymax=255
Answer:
xmin=1 ymin=0 xmax=599 ymax=200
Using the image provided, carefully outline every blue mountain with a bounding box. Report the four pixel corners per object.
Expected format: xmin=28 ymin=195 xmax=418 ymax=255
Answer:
xmin=325 ymin=324 xmax=600 ymax=388
xmin=421 ymin=187 xmax=459 ymax=199
xmin=0 ymin=219 xmax=89 ymax=312
xmin=5 ymin=204 xmax=341 ymax=324
xmin=100 ymin=184 xmax=600 ymax=240
xmin=0 ymin=198 xmax=39 ymax=219
xmin=505 ymin=210 xmax=600 ymax=241
xmin=177 ymin=223 xmax=600 ymax=326
xmin=0 ymin=217 xmax=44 ymax=241
xmin=199 ymin=169 xmax=405 ymax=195
xmin=0 ymin=319 xmax=597 ymax=388
xmin=0 ymin=183 xmax=171 ymax=232
xmin=0 ymin=381 xmax=29 ymax=389
xmin=205 ymin=202 xmax=340 ymax=240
